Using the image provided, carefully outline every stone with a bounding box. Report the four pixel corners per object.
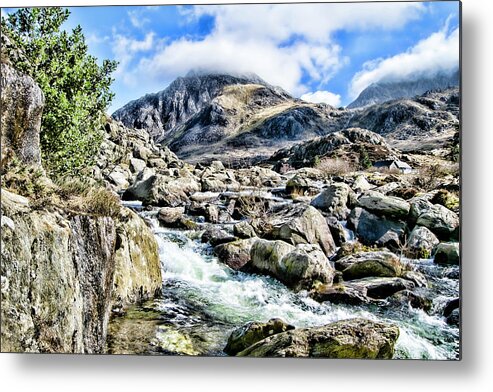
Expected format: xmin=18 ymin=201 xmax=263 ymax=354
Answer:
xmin=122 ymin=172 xmax=200 ymax=207
xmin=310 ymin=183 xmax=355 ymax=219
xmin=201 ymin=226 xmax=236 ymax=247
xmin=237 ymin=318 xmax=399 ymax=359
xmin=335 ymin=251 xmax=404 ymax=280
xmin=347 ymin=207 xmax=407 ymax=250
xmin=326 ymin=217 xmax=347 ymax=247
xmin=233 ymin=220 xmax=257 ymax=239
xmin=129 ymin=158 xmax=146 ymax=173
xmin=357 ymin=191 xmax=410 ymax=219
xmin=1 ymin=63 xmax=44 ymax=165
xmin=434 ymin=242 xmax=460 ymax=265
xmin=345 ymin=277 xmax=415 ymax=300
xmin=405 ymin=225 xmax=439 ymax=259
xmin=214 ymin=238 xmax=257 ymax=270
xmin=310 ymin=283 xmax=370 ymax=305
xmin=250 ymin=239 xmax=296 ymax=274
xmin=157 ymin=207 xmax=185 ymax=227
xmin=416 ymin=204 xmax=459 ymax=240
xmin=224 ymin=318 xmax=295 ymax=355
xmin=265 ymin=204 xmax=336 ymax=257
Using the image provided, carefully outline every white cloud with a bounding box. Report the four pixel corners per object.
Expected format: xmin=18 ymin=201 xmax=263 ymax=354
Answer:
xmin=349 ymin=24 xmax=459 ymax=98
xmin=301 ymin=90 xmax=342 ymax=107
xmin=126 ymin=2 xmax=425 ymax=97
xmin=112 ymin=32 xmax=156 ymax=84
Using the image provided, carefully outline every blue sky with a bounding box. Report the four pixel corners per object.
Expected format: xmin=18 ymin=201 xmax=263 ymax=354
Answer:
xmin=3 ymin=2 xmax=460 ymax=112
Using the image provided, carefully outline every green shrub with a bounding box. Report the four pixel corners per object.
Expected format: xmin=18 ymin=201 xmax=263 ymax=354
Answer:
xmin=2 ymin=8 xmax=117 ymax=177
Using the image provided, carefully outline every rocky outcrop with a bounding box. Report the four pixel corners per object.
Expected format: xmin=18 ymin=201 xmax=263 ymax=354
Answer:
xmin=270 ymin=128 xmax=395 ymax=169
xmin=0 ymin=190 xmax=162 ymax=353
xmin=235 ymin=318 xmax=399 ymax=358
xmin=1 ymin=62 xmax=44 ymax=165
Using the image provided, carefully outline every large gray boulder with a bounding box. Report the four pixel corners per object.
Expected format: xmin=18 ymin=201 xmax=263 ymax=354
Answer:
xmin=250 ymin=239 xmax=334 ymax=290
xmin=416 ymin=204 xmax=459 ymax=240
xmin=358 ymin=191 xmax=410 ymax=219
xmin=224 ymin=318 xmax=295 ymax=355
xmin=334 ymin=251 xmax=404 ymax=280
xmin=265 ymin=204 xmax=337 ymax=257
xmin=434 ymin=242 xmax=460 ymax=265
xmin=122 ymin=170 xmax=200 ymax=206
xmin=214 ymin=238 xmax=257 ymax=270
xmin=1 ymin=63 xmax=44 ymax=165
xmin=310 ymin=182 xmax=356 ymax=219
xmin=347 ymin=207 xmax=407 ymax=249
xmin=236 ymin=318 xmax=399 ymax=358
xmin=405 ymin=225 xmax=439 ymax=259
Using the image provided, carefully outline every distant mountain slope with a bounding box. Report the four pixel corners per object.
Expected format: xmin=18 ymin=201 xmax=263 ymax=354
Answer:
xmin=347 ymin=70 xmax=459 ymax=109
xmin=344 ymin=88 xmax=459 ymax=151
xmin=112 ymin=71 xmax=344 ymax=163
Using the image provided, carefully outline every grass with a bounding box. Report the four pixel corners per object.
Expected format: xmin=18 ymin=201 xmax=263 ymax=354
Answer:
xmin=316 ymin=157 xmax=354 ymax=176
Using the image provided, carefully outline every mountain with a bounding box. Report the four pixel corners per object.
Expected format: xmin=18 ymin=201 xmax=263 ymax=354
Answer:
xmin=344 ymin=88 xmax=459 ymax=151
xmin=347 ymin=70 xmax=459 ymax=109
xmin=113 ymin=71 xmax=343 ymax=163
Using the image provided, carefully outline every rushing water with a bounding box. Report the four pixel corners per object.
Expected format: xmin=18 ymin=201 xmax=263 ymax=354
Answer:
xmin=109 ymin=202 xmax=459 ymax=359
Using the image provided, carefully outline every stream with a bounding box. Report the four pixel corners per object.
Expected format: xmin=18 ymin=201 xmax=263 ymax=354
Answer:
xmin=107 ymin=198 xmax=460 ymax=359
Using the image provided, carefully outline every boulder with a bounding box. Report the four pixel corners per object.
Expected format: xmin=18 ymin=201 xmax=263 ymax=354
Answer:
xmin=408 ymin=197 xmax=434 ymax=225
xmin=310 ymin=183 xmax=356 ymax=219
xmin=201 ymin=226 xmax=236 ymax=247
xmin=214 ymin=238 xmax=257 ymax=270
xmin=357 ymin=191 xmax=410 ymax=219
xmin=157 ymin=206 xmax=185 ymax=227
xmin=236 ymin=318 xmax=399 ymax=359
xmin=446 ymin=308 xmax=460 ymax=326
xmin=405 ymin=225 xmax=439 ymax=259
xmin=265 ymin=204 xmax=337 ymax=257
xmin=250 ymin=239 xmax=296 ymax=274
xmin=187 ymin=202 xmax=219 ymax=223
xmin=1 ymin=63 xmax=44 ymax=165
xmin=129 ymin=158 xmax=146 ymax=174
xmin=347 ymin=207 xmax=407 ymax=250
xmin=326 ymin=217 xmax=347 ymax=247
xmin=278 ymin=244 xmax=336 ymax=290
xmin=434 ymin=242 xmax=460 ymax=265
xmin=352 ymin=175 xmax=374 ymax=193
xmin=415 ymin=204 xmax=459 ymax=240
xmin=233 ymin=220 xmax=257 ymax=239
xmin=334 ymin=251 xmax=404 ymax=280
xmin=285 ymin=172 xmax=323 ymax=197
xmin=310 ymin=283 xmax=370 ymax=305
xmin=201 ymin=167 xmax=240 ymax=192
xmin=224 ymin=318 xmax=295 ymax=355
xmin=122 ymin=171 xmax=200 ymax=206
xmin=236 ymin=167 xmax=283 ymax=187
xmin=345 ymin=277 xmax=415 ymax=300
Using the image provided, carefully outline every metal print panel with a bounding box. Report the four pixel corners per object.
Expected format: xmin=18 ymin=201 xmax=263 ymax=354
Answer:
xmin=0 ymin=1 xmax=461 ymax=359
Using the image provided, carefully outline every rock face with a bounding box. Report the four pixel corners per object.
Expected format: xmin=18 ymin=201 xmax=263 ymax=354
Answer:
xmin=347 ymin=71 xmax=459 ymax=109
xmin=0 ymin=63 xmax=44 ymax=165
xmin=265 ymin=204 xmax=336 ymax=257
xmin=236 ymin=318 xmax=399 ymax=358
xmin=224 ymin=318 xmax=295 ymax=355
xmin=1 ymin=190 xmax=162 ymax=353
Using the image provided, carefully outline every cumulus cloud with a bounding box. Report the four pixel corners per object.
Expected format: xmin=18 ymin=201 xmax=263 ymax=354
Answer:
xmin=121 ymin=2 xmax=426 ymax=96
xmin=112 ymin=31 xmax=156 ymax=84
xmin=301 ymin=90 xmax=342 ymax=107
xmin=349 ymin=24 xmax=459 ymax=98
